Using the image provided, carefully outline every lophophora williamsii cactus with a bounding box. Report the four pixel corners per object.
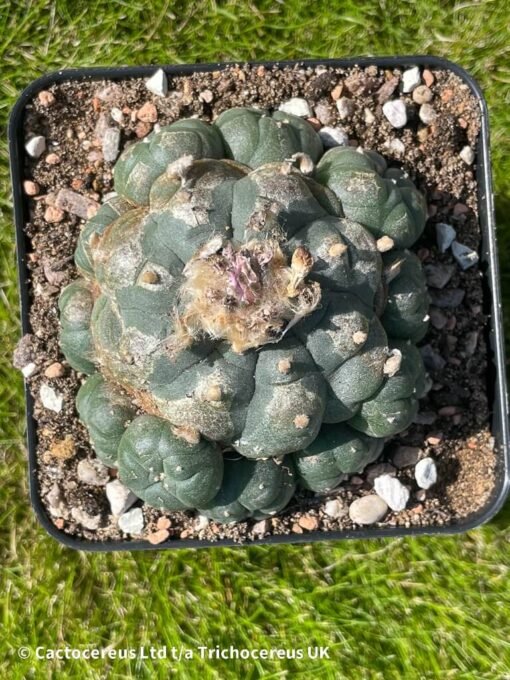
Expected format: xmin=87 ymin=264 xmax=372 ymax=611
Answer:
xmin=59 ymin=107 xmax=430 ymax=525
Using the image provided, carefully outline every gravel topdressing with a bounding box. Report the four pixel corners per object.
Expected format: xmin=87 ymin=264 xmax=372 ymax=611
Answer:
xmin=14 ymin=62 xmax=498 ymax=545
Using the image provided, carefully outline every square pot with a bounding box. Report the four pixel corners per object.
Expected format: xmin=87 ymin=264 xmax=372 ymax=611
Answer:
xmin=9 ymin=56 xmax=510 ymax=551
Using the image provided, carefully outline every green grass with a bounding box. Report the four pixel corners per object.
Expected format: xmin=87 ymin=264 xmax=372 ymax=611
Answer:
xmin=1 ymin=1 xmax=510 ymax=677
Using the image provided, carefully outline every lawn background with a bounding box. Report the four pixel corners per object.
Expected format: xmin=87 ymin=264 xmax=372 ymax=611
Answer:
xmin=1 ymin=1 xmax=510 ymax=678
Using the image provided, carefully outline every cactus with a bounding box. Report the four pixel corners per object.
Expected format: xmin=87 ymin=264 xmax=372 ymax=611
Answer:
xmin=59 ymin=108 xmax=429 ymax=525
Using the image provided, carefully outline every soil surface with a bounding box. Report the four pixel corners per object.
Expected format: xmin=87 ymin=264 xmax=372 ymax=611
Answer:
xmin=15 ymin=62 xmax=499 ymax=545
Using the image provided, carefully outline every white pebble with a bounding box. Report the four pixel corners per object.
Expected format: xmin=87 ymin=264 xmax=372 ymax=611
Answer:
xmin=364 ymin=107 xmax=376 ymax=125
xmin=435 ymin=222 xmax=456 ymax=253
xmin=349 ymin=495 xmax=388 ymax=525
xmin=77 ymin=459 xmax=110 ymax=486
xmin=388 ymin=138 xmax=405 ymax=155
xmin=21 ymin=362 xmax=36 ymax=378
xmin=145 ymin=68 xmax=168 ymax=97
xmin=459 ymin=145 xmax=475 ymax=165
xmin=419 ymin=103 xmax=437 ymax=125
xmin=451 ymin=240 xmax=479 ymax=270
xmin=382 ymin=100 xmax=407 ymax=128
xmin=318 ymin=126 xmax=349 ymax=148
xmin=278 ymin=97 xmax=312 ymax=118
xmin=25 ymin=135 xmax=46 ymax=158
xmin=374 ymin=474 xmax=410 ymax=511
xmin=402 ymin=66 xmax=421 ymax=93
xmin=415 ymin=457 xmax=437 ymax=489
xmin=195 ymin=514 xmax=209 ymax=532
xmin=252 ymin=519 xmax=269 ymax=536
xmin=39 ymin=383 xmax=63 ymax=412
xmin=102 ymin=128 xmax=121 ymax=162
xmin=118 ymin=507 xmax=144 ymax=534
xmin=71 ymin=507 xmax=101 ymax=530
xmin=110 ymin=107 xmax=124 ymax=124
xmin=106 ymin=479 xmax=138 ymax=515
xmin=324 ymin=499 xmax=347 ymax=519
xmin=336 ymin=97 xmax=355 ymax=120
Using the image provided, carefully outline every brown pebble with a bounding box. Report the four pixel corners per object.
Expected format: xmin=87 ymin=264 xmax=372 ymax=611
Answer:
xmin=135 ymin=121 xmax=152 ymax=138
xmin=441 ymin=88 xmax=453 ymax=103
xmin=453 ymin=202 xmax=469 ymax=216
xmin=298 ymin=515 xmax=319 ymax=531
xmin=438 ymin=405 xmax=460 ymax=417
xmin=458 ymin=117 xmax=468 ymax=129
xmin=147 ymin=529 xmax=170 ymax=544
xmin=291 ymin=523 xmax=303 ymax=534
xmin=46 ymin=435 xmax=75 ymax=460
xmin=137 ymin=102 xmax=158 ymax=123
xmin=71 ymin=177 xmax=85 ymax=191
xmin=45 ymin=153 xmax=61 ymax=165
xmin=38 ymin=90 xmax=56 ymax=107
xmin=426 ymin=434 xmax=443 ymax=445
xmin=23 ymin=180 xmax=39 ymax=196
xmin=180 ymin=529 xmax=191 ymax=539
xmin=422 ymin=69 xmax=434 ymax=87
xmin=412 ymin=85 xmax=433 ymax=105
xmin=330 ymin=84 xmax=343 ymax=100
xmin=44 ymin=362 xmax=65 ymax=378
xmin=44 ymin=206 xmax=64 ymax=223
xmin=54 ymin=518 xmax=65 ymax=529
xmin=156 ymin=516 xmax=171 ymax=530
xmin=92 ymin=97 xmax=101 ymax=112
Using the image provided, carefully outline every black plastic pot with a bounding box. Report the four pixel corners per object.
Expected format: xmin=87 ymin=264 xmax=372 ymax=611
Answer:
xmin=9 ymin=56 xmax=510 ymax=551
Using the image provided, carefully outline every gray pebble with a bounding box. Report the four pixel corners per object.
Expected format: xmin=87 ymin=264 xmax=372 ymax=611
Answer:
xmin=435 ymin=222 xmax=457 ymax=252
xmin=429 ymin=287 xmax=465 ymax=308
xmin=25 ymin=135 xmax=46 ymax=158
xmin=420 ymin=344 xmax=446 ymax=372
xmin=402 ymin=66 xmax=421 ymax=93
xmin=412 ymin=85 xmax=433 ymax=105
xmin=463 ymin=330 xmax=479 ymax=356
xmin=77 ymin=459 xmax=110 ymax=486
xmin=46 ymin=483 xmax=67 ymax=518
xmin=279 ymin=97 xmax=312 ymax=118
xmin=336 ymin=97 xmax=355 ymax=120
xmin=55 ymin=188 xmax=99 ymax=220
xmin=71 ymin=507 xmax=101 ymax=531
xmin=424 ymin=262 xmax=456 ymax=289
xmin=413 ymin=411 xmax=437 ymax=425
xmin=102 ymin=128 xmax=121 ymax=162
xmin=39 ymin=383 xmax=63 ymax=412
xmin=382 ymin=99 xmax=407 ymax=128
xmin=349 ymin=495 xmax=388 ymax=525
xmin=146 ymin=68 xmax=168 ymax=96
xmin=366 ymin=462 xmax=396 ymax=485
xmin=324 ymin=499 xmax=348 ymax=519
xmin=451 ymin=240 xmax=479 ymax=270
xmin=118 ymin=508 xmax=144 ymax=534
xmin=459 ymin=145 xmax=475 ymax=165
xmin=21 ymin=362 xmax=37 ymax=378
xmin=195 ymin=515 xmax=210 ymax=532
xmin=429 ymin=307 xmax=448 ymax=330
xmin=392 ymin=446 xmax=422 ymax=468
xmin=319 ymin=126 xmax=349 ymax=148
xmin=415 ymin=457 xmax=437 ymax=489
xmin=314 ymin=102 xmax=335 ymax=125
xmin=106 ymin=479 xmax=138 ymax=515
xmin=419 ymin=103 xmax=437 ymax=125
xmin=374 ymin=474 xmax=410 ymax=511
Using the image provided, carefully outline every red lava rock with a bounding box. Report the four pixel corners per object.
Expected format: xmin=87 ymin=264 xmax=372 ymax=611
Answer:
xmin=180 ymin=529 xmax=191 ymax=538
xmin=423 ymin=69 xmax=435 ymax=87
xmin=23 ymin=180 xmax=39 ymax=196
xmin=45 ymin=153 xmax=61 ymax=165
xmin=44 ymin=206 xmax=64 ymax=223
xmin=291 ymin=523 xmax=303 ymax=534
xmin=54 ymin=518 xmax=65 ymax=529
xmin=156 ymin=516 xmax=171 ymax=530
xmin=298 ymin=515 xmax=319 ymax=531
xmin=44 ymin=362 xmax=65 ymax=378
xmin=137 ymin=102 xmax=158 ymax=123
xmin=38 ymin=90 xmax=56 ymax=107
xmin=147 ymin=529 xmax=170 ymax=544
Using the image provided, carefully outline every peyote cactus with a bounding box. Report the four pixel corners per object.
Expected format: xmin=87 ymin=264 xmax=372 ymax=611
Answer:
xmin=60 ymin=107 xmax=430 ymax=526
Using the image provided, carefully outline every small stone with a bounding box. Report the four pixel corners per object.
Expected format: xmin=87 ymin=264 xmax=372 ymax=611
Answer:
xmin=95 ymin=83 xmax=123 ymax=102
xmin=330 ymin=84 xmax=343 ymax=100
xmin=21 ymin=362 xmax=36 ymax=378
xmin=451 ymin=241 xmax=479 ymax=270
xmin=413 ymin=411 xmax=437 ymax=425
xmin=318 ymin=126 xmax=349 ymax=148
xmin=423 ymin=69 xmax=435 ymax=87
xmin=71 ymin=507 xmax=101 ymax=531
xmin=146 ymin=68 xmax=168 ymax=96
xmin=374 ymin=474 xmax=410 ymax=511
xmin=336 ymin=97 xmax=355 ymax=120
xmin=420 ymin=344 xmax=446 ymax=372
xmin=402 ymin=66 xmax=421 ymax=93
xmin=298 ymin=515 xmax=319 ymax=531
xmin=147 ymin=529 xmax=170 ymax=544
xmin=39 ymin=383 xmax=63 ymax=412
xmin=23 ymin=180 xmax=39 ymax=196
xmin=392 ymin=446 xmax=421 ymax=468
xmin=44 ymin=362 xmax=65 ymax=378
xmin=38 ymin=90 xmax=56 ymax=107
xmin=429 ymin=307 xmax=448 ymax=330
xmin=77 ymin=459 xmax=110 ymax=486
xmin=349 ymin=495 xmax=388 ymax=525
xmin=419 ymin=103 xmax=437 ymax=125
xmin=453 ymin=202 xmax=469 ymax=216
xmin=102 ymin=128 xmax=121 ymax=162
xmin=424 ymin=263 xmax=455 ymax=289
xmin=388 ymin=138 xmax=405 ymax=155
xmin=415 ymin=489 xmax=427 ymax=502
xmin=324 ymin=499 xmax=347 ymax=519
xmin=314 ymin=102 xmax=335 ymax=125
xmin=137 ymin=102 xmax=158 ymax=123
xmin=438 ymin=405 xmax=460 ymax=417
xmin=382 ymin=100 xmax=407 ymax=128
xmin=292 ymin=523 xmax=304 ymax=534
xmin=44 ymin=206 xmax=64 ymax=223
xmin=46 ymin=435 xmax=75 ymax=461
xmin=429 ymin=287 xmax=465 ymax=309
xmin=464 ymin=330 xmax=479 ymax=356
xmin=251 ymin=519 xmax=269 ymax=536
xmin=199 ymin=89 xmax=214 ymax=104
xmin=118 ymin=507 xmax=144 ymax=534
xmin=45 ymin=153 xmax=60 ymax=165
xmin=106 ymin=479 xmax=138 ymax=515
xmin=415 ymin=457 xmax=437 ymax=489
xmin=426 ymin=434 xmax=443 ymax=446
xmin=25 ymin=136 xmax=46 ymax=158
xmin=459 ymin=145 xmax=475 ymax=165
xmin=435 ymin=222 xmax=457 ymax=252
xmin=195 ymin=515 xmax=209 ymax=532
xmin=364 ymin=108 xmax=376 ymax=125
xmin=135 ymin=121 xmax=152 ymax=138
xmin=55 ymin=188 xmax=99 ymax=219
xmin=376 ymin=235 xmax=394 ymax=252
xmin=366 ymin=462 xmax=396 ymax=485
xmin=110 ymin=107 xmax=124 ymax=124
xmin=278 ymin=97 xmax=312 ymax=118
xmin=46 ymin=484 xmax=66 ymax=517
xmin=412 ymin=85 xmax=433 ymax=104
xmin=157 ymin=516 xmax=171 ymax=530
xmin=376 ymin=77 xmax=399 ymax=104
